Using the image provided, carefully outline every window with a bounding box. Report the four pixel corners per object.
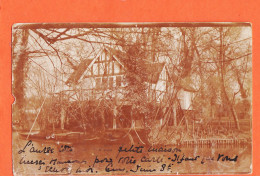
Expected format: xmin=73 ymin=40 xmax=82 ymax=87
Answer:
xmin=116 ymin=76 xmax=122 ymax=86
xmin=93 ymin=64 xmax=98 ymax=75
xmin=96 ymin=78 xmax=101 ymax=89
xmin=101 ymin=55 xmax=105 ymax=61
xmin=109 ymin=61 xmax=113 ymax=75
xmin=102 ymin=77 xmax=108 ymax=87
xmin=104 ymin=62 xmax=108 ymax=75
xmin=109 ymin=77 xmax=114 ymax=88
xmin=114 ymin=62 xmax=120 ymax=74
xmin=99 ymin=63 xmax=104 ymax=75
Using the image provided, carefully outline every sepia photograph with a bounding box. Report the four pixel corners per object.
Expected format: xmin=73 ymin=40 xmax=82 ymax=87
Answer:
xmin=12 ymin=23 xmax=252 ymax=175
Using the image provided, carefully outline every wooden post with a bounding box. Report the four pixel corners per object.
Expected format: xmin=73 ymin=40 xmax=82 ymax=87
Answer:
xmin=113 ymin=118 xmax=117 ymax=129
xmin=173 ymin=105 xmax=177 ymax=127
xmin=61 ymin=106 xmax=65 ymax=130
xmin=113 ymin=105 xmax=117 ymax=129
xmin=192 ymin=120 xmax=195 ymax=138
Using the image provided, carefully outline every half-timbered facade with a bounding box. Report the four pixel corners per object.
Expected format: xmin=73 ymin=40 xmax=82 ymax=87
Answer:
xmin=66 ymin=48 xmax=172 ymax=104
xmin=63 ymin=48 xmax=196 ymax=129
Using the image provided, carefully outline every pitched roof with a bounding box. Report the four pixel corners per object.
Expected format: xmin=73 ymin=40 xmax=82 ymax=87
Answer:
xmin=106 ymin=47 xmax=165 ymax=84
xmin=66 ymin=59 xmax=94 ymax=84
xmin=65 ymin=48 xmax=166 ymax=85
xmin=104 ymin=47 xmax=125 ymax=66
xmin=167 ymin=71 xmax=198 ymax=92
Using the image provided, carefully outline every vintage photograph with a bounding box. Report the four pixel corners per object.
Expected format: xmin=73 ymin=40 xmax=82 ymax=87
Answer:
xmin=12 ymin=23 xmax=252 ymax=175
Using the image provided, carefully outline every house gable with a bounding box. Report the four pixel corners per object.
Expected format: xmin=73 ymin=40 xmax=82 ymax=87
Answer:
xmin=66 ymin=59 xmax=94 ymax=85
xmin=66 ymin=48 xmax=125 ymax=87
xmin=80 ymin=49 xmax=126 ymax=91
xmin=65 ymin=48 xmax=175 ymax=104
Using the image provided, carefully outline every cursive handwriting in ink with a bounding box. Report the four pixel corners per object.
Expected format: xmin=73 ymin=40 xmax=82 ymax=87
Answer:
xmin=18 ymin=140 xmax=32 ymax=154
xmin=160 ymin=163 xmax=172 ymax=172
xmin=118 ymin=156 xmax=136 ymax=164
xmin=18 ymin=140 xmax=54 ymax=154
xmin=201 ymin=156 xmax=214 ymax=164
xmin=141 ymin=155 xmax=163 ymax=163
xmin=217 ymin=154 xmax=238 ymax=162
xmin=45 ymin=166 xmax=71 ymax=174
xmin=49 ymin=158 xmax=87 ymax=165
xmin=148 ymin=146 xmax=181 ymax=153
xmin=59 ymin=145 xmax=73 ymax=152
xmin=130 ymin=165 xmax=156 ymax=173
xmin=19 ymin=156 xmax=46 ymax=165
xmin=168 ymin=153 xmax=200 ymax=164
xmin=75 ymin=166 xmax=94 ymax=173
xmin=117 ymin=145 xmax=144 ymax=157
xmin=105 ymin=165 xmax=125 ymax=172
xmin=92 ymin=156 xmax=113 ymax=167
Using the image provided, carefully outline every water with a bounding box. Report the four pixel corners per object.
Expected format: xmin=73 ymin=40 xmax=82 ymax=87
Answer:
xmin=12 ymin=132 xmax=252 ymax=175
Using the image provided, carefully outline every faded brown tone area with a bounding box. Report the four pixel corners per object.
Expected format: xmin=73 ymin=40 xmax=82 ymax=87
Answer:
xmin=12 ymin=23 xmax=252 ymax=175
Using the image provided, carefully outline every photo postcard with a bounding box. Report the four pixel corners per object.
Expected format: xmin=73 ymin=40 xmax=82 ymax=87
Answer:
xmin=12 ymin=22 xmax=252 ymax=175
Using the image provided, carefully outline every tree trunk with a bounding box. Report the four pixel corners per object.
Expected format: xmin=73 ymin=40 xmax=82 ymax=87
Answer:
xmin=219 ymin=27 xmax=240 ymax=130
xmin=13 ymin=29 xmax=29 ymax=130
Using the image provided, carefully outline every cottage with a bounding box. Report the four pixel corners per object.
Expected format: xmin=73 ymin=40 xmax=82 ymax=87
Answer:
xmin=62 ymin=48 xmax=196 ymax=130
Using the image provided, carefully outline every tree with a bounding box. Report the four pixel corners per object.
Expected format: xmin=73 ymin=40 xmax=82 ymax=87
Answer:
xmin=12 ymin=23 xmax=251 ymax=142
